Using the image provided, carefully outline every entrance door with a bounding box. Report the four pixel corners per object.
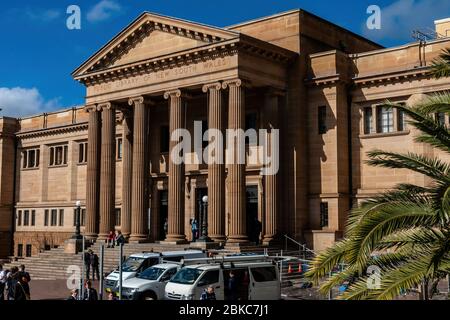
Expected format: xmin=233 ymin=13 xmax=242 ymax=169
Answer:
xmin=246 ymin=186 xmax=259 ymax=244
xmin=158 ymin=191 xmax=168 ymax=240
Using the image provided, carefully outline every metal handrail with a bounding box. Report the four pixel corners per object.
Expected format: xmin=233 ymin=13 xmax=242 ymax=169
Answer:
xmin=283 ymin=234 xmax=316 ymax=256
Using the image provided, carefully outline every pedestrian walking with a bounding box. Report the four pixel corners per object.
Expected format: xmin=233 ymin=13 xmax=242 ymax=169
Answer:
xmin=83 ymin=280 xmax=98 ymax=301
xmin=90 ymin=250 xmax=100 ymax=281
xmin=163 ymin=218 xmax=168 ymax=237
xmin=200 ymin=286 xmax=216 ymax=300
xmin=0 ymin=264 xmax=7 ymax=301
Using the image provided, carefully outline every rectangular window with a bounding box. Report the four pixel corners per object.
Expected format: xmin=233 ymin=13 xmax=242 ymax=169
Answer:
xmin=51 ymin=209 xmax=57 ymax=226
xmin=23 ymin=210 xmax=30 ymax=226
xmin=44 ymin=210 xmax=49 ymax=226
xmin=25 ymin=244 xmax=32 ymax=257
xmin=363 ymin=107 xmax=374 ymax=134
xmin=74 ymin=208 xmax=86 ymax=226
xmin=78 ymin=142 xmax=88 ymax=164
xmin=117 ymin=138 xmax=123 ymax=160
xmin=17 ymin=210 xmax=22 ymax=226
xmin=81 ymin=209 xmax=86 ymax=226
xmin=160 ymin=125 xmax=170 ymax=153
xmin=398 ymin=109 xmax=406 ymax=131
xmin=377 ymin=106 xmax=394 ymax=133
xmin=49 ymin=145 xmax=68 ymax=166
xmin=436 ymin=112 xmax=446 ymax=126
xmin=115 ymin=208 xmax=121 ymax=227
xmin=318 ymin=106 xmax=327 ymax=134
xmin=22 ymin=148 xmax=40 ymax=169
xmin=59 ymin=209 xmax=64 ymax=227
xmin=31 ymin=210 xmax=36 ymax=226
xmin=320 ymin=202 xmax=329 ymax=228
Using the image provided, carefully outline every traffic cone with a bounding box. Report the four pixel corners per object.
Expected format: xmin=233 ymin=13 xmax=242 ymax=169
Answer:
xmin=288 ymin=263 xmax=293 ymax=274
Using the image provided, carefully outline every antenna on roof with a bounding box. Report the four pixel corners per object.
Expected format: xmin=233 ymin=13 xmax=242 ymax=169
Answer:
xmin=412 ymin=28 xmax=440 ymax=42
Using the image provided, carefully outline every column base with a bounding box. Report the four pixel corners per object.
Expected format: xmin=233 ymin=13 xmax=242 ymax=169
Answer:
xmin=190 ymin=241 xmax=221 ymax=250
xmin=164 ymin=234 xmax=187 ymax=244
xmin=226 ymin=235 xmax=249 ymax=244
xmin=210 ymin=235 xmax=227 ymax=243
xmin=129 ymin=234 xmax=149 ymax=243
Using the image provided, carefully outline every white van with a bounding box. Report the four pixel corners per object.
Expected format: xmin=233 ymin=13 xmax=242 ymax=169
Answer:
xmin=165 ymin=257 xmax=281 ymax=300
xmin=104 ymin=250 xmax=205 ymax=292
xmin=121 ymin=263 xmax=179 ymax=300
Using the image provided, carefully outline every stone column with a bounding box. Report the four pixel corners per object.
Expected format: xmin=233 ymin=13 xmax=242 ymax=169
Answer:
xmin=263 ymin=90 xmax=281 ymax=244
xmin=164 ymin=89 xmax=187 ymax=243
xmin=129 ymin=96 xmax=150 ymax=243
xmin=202 ymin=82 xmax=226 ymax=242
xmin=98 ymin=102 xmax=116 ymax=241
xmin=121 ymin=110 xmax=133 ymax=239
xmin=85 ymin=105 xmax=100 ymax=240
xmin=223 ymin=79 xmax=248 ymax=244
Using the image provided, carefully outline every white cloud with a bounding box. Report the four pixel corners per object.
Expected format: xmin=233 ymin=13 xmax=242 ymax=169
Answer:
xmin=362 ymin=0 xmax=450 ymax=42
xmin=87 ymin=0 xmax=121 ymax=23
xmin=25 ymin=8 xmax=61 ymax=22
xmin=0 ymin=87 xmax=60 ymax=118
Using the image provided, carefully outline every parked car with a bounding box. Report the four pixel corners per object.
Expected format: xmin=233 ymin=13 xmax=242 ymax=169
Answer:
xmin=121 ymin=263 xmax=179 ymax=300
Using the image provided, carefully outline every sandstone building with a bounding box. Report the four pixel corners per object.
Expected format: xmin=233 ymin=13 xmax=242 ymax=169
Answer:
xmin=1 ymin=9 xmax=450 ymax=258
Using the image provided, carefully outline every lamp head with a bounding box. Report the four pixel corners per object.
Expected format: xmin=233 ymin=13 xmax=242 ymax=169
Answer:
xmin=202 ymin=195 xmax=208 ymax=203
xmin=75 ymin=200 xmax=81 ymax=207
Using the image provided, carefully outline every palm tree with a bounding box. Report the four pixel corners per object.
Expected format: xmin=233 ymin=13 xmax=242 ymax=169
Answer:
xmin=305 ymin=51 xmax=450 ymax=300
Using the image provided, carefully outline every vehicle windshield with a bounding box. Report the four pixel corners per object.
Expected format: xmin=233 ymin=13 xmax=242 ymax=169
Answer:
xmin=121 ymin=257 xmax=145 ymax=272
xmin=170 ymin=268 xmax=203 ymax=285
xmin=137 ymin=267 xmax=165 ymax=280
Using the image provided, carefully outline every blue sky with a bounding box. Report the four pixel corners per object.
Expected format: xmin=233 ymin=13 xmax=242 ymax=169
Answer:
xmin=1 ymin=0 xmax=449 ymax=117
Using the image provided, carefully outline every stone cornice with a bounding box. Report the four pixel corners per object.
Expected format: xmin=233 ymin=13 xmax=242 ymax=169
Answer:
xmin=16 ymin=123 xmax=88 ymax=140
xmin=353 ymin=67 xmax=430 ymax=87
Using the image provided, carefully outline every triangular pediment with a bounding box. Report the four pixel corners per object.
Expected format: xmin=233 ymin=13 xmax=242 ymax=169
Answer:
xmin=72 ymin=12 xmax=239 ymax=78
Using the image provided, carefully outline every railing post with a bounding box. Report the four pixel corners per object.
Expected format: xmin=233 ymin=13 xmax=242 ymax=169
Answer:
xmin=99 ymin=244 xmax=104 ymax=300
xmin=119 ymin=243 xmax=123 ymax=300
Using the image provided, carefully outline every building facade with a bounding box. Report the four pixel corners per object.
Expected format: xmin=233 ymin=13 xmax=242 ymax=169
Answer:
xmin=1 ymin=9 xmax=450 ymax=258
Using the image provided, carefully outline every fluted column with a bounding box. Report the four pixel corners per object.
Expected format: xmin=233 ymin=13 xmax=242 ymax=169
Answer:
xmin=263 ymin=90 xmax=281 ymax=244
xmin=223 ymin=79 xmax=248 ymax=244
xmin=98 ymin=102 xmax=116 ymax=241
xmin=84 ymin=105 xmax=100 ymax=240
xmin=129 ymin=96 xmax=150 ymax=243
xmin=121 ymin=110 xmax=133 ymax=239
xmin=164 ymin=89 xmax=187 ymax=243
xmin=202 ymin=82 xmax=226 ymax=242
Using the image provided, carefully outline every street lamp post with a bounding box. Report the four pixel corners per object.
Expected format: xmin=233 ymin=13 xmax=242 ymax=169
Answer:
xmin=197 ymin=195 xmax=211 ymax=242
xmin=72 ymin=200 xmax=82 ymax=240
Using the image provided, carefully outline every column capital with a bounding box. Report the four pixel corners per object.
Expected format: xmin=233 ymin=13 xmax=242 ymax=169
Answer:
xmin=164 ymin=89 xmax=181 ymax=100
xmin=84 ymin=104 xmax=98 ymax=113
xmin=128 ymin=96 xmax=154 ymax=106
xmin=97 ymin=102 xmax=114 ymax=111
xmin=202 ymin=82 xmax=222 ymax=93
xmin=222 ymin=78 xmax=251 ymax=90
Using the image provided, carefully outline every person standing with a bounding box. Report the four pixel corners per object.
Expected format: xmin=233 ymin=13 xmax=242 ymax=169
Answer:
xmin=14 ymin=273 xmax=30 ymax=301
xmin=0 ymin=265 xmax=7 ymax=301
xmin=191 ymin=219 xmax=199 ymax=242
xmin=83 ymin=280 xmax=98 ymax=301
xmin=84 ymin=250 xmax=91 ymax=280
xmin=90 ymin=250 xmax=100 ymax=281
xmin=6 ymin=266 xmax=19 ymax=300
xmin=19 ymin=265 xmax=31 ymax=283
xmin=67 ymin=289 xmax=78 ymax=300
xmin=163 ymin=218 xmax=168 ymax=237
xmin=227 ymin=271 xmax=237 ymax=300
xmin=200 ymin=286 xmax=216 ymax=300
